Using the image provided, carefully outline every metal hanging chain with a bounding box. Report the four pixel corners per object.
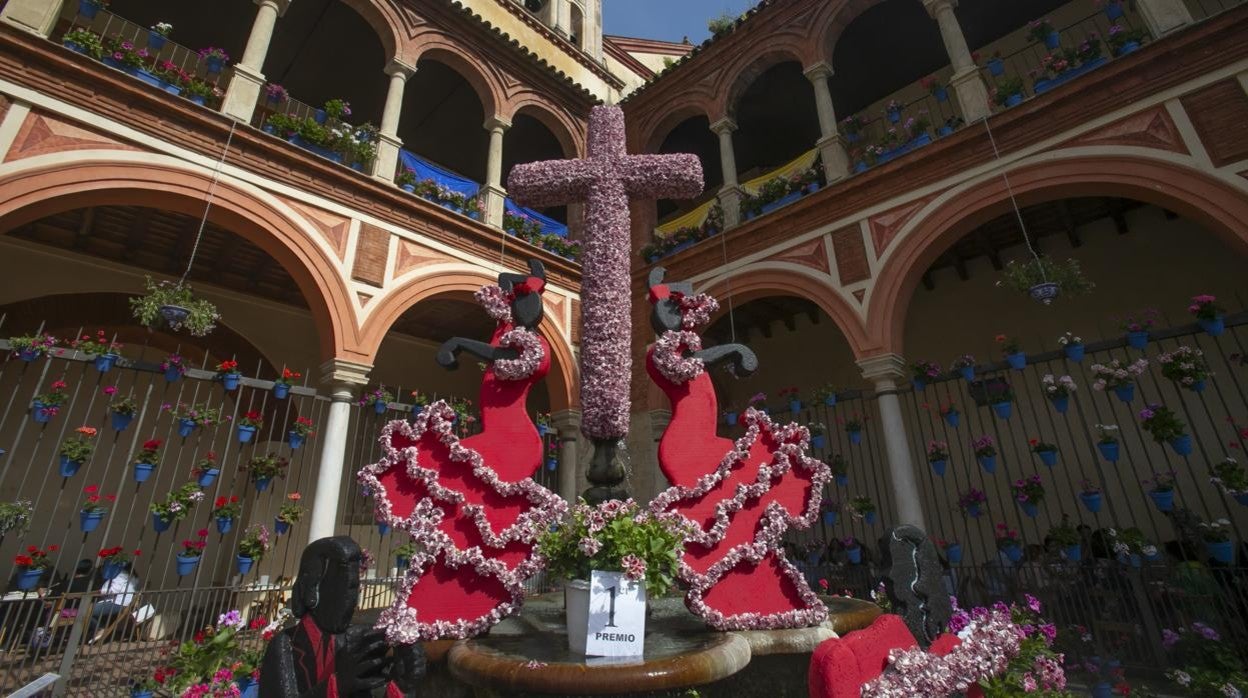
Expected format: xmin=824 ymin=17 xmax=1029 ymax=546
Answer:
xmin=716 ymin=210 xmax=739 ymax=343
xmin=980 ymin=116 xmax=1048 ymax=282
xmin=180 ymin=119 xmax=239 ymax=286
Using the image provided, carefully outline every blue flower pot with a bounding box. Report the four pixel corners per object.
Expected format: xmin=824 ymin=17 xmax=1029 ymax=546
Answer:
xmin=374 ymin=400 xmax=388 ymax=415
xmin=1126 ymin=331 xmax=1149 ymax=350
xmin=1044 ymin=30 xmax=1060 ymax=50
xmin=1064 ymin=544 xmax=1083 ymax=563
xmin=147 ymin=31 xmax=167 ymax=51
xmin=1038 ymin=449 xmax=1058 ymax=467
xmin=1169 ymin=434 xmax=1193 ymax=456
xmin=1234 ymin=492 xmax=1248 ymax=507
xmin=109 ymin=411 xmax=132 ymax=432
xmin=254 ymin=477 xmax=271 ymax=493
xmin=1149 ymin=489 xmax=1175 ymax=512
xmin=378 ymin=522 xmax=390 ymax=535
xmin=938 ymin=125 xmax=953 ymax=137
xmin=853 ymin=161 xmax=868 ymax=174
xmin=933 ymin=86 xmax=948 ymax=102
xmin=1098 ymin=441 xmax=1120 ymax=462
xmin=912 ymin=378 xmax=926 ymax=391
xmin=273 ymin=383 xmax=290 ymax=399
xmin=1005 ymin=93 xmax=1024 ymax=108
xmin=222 ymin=373 xmax=241 ymax=391
xmin=1006 ymin=352 xmax=1026 ymax=370
xmin=95 ymin=353 xmax=118 ymax=372
xmin=864 ymin=511 xmax=876 ymax=525
xmin=177 ymin=418 xmax=197 ymax=438
xmin=396 ymin=555 xmax=409 ymax=570
xmin=152 ymin=513 xmax=171 ymax=532
xmin=546 ymin=457 xmax=558 ymax=471
xmin=274 ymin=518 xmax=290 ymax=535
xmin=102 ymin=561 xmax=122 ymax=580
xmin=966 ymin=503 xmax=982 ymax=519
xmin=176 ymin=553 xmax=200 ymax=577
xmin=289 ymin=431 xmax=305 ymax=450
xmin=1051 ymin=396 xmax=1069 ymax=414
xmin=978 ymin=455 xmax=996 ymax=474
xmin=80 ymin=510 xmax=104 ymax=532
xmin=1208 ymin=540 xmax=1234 ymax=564
xmin=848 ymin=429 xmax=862 ymax=445
xmin=1080 ymin=491 xmax=1103 ymax=513
xmin=1189 ymin=380 xmax=1206 ymax=393
xmin=825 ymin=395 xmax=837 ymax=407
xmin=1105 ymin=0 xmax=1124 ymax=18
xmin=991 ymin=402 xmax=1012 ymax=419
xmin=237 ymin=556 xmax=254 ymax=575
xmin=216 ymin=517 xmax=233 ymax=534
xmin=847 ymin=546 xmax=862 ymax=564
xmin=722 ymin=412 xmax=739 ymax=427
xmin=959 ymin=366 xmax=974 ymax=382
xmin=812 ymin=435 xmax=826 ymax=450
xmin=930 ymin=459 xmax=947 ymax=477
xmin=1092 ymin=682 xmax=1113 ymax=698
xmin=1064 ymin=344 xmax=1085 ymax=362
xmin=132 ymin=691 xmax=153 ymax=698
xmin=31 ymin=400 xmax=53 ymax=423
xmin=1199 ymin=316 xmax=1225 ymax=336
xmin=78 ymin=0 xmax=101 ymax=19
xmin=313 ymin=109 xmax=328 ymax=125
xmin=945 ymin=411 xmax=960 ymax=428
xmin=18 ymin=349 xmax=39 ymax=361
xmin=1020 ymin=501 xmax=1038 ymax=518
xmin=1002 ymin=544 xmax=1023 ymax=563
xmin=16 ymin=568 xmax=43 ymax=591
xmin=789 ymin=400 xmax=802 ymax=413
xmin=205 ymin=56 xmax=226 ymax=74
xmin=835 ymin=474 xmax=848 ymax=487
xmin=59 ymin=455 xmax=82 ymax=478
xmin=237 ymin=677 xmax=258 ymax=698
xmin=189 ymin=94 xmax=207 ymax=106
xmin=823 ymin=511 xmax=837 ymax=526
xmin=164 ymin=366 xmax=182 ymax=382
xmin=987 ymin=58 xmax=1005 ymax=77
xmin=886 ymin=108 xmax=901 ymax=124
xmin=1113 ymin=384 xmax=1135 ymax=403
xmin=198 ymin=468 xmax=220 ymax=487
xmin=1115 ymin=40 xmax=1140 ymax=56
xmin=237 ymin=425 xmax=256 ymax=443
xmin=945 ymin=543 xmax=962 ymax=564
xmin=134 ymin=462 xmax=154 ymax=482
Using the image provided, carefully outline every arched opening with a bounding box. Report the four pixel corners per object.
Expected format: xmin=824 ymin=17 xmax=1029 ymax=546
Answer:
xmin=654 ymin=115 xmax=720 ymax=222
xmin=504 ymin=111 xmax=571 ymax=225
xmin=570 ymin=2 xmax=586 ymax=48
xmin=399 ymin=58 xmax=489 ymax=185
xmin=731 ymin=61 xmax=821 ymax=184
xmin=828 ymin=0 xmax=950 ymax=117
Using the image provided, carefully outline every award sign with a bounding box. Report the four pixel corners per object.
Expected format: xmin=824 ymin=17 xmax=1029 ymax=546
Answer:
xmin=585 ymin=570 xmax=647 ymax=657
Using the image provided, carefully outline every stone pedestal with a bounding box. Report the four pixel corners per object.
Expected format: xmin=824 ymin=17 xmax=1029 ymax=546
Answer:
xmin=0 ymin=0 xmax=62 ymax=37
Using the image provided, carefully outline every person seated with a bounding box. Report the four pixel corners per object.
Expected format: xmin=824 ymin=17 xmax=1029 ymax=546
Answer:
xmin=89 ymin=563 xmax=138 ymax=636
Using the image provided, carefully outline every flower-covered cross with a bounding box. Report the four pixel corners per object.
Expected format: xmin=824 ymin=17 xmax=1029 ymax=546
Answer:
xmin=508 ymin=105 xmax=703 ymax=440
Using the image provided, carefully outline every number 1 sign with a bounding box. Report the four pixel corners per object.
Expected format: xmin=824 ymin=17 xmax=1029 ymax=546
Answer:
xmin=585 ymin=570 xmax=646 ymax=657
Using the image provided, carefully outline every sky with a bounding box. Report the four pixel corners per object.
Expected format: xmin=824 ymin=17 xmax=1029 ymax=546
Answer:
xmin=603 ymin=0 xmax=759 ymax=44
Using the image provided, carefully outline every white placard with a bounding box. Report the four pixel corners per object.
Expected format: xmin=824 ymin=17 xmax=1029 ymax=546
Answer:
xmin=585 ymin=571 xmax=646 ymax=657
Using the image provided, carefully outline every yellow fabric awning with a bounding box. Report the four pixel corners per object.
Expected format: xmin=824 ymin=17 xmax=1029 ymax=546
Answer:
xmin=656 ymin=199 xmax=715 ymax=236
xmin=740 ymin=148 xmax=818 ymax=195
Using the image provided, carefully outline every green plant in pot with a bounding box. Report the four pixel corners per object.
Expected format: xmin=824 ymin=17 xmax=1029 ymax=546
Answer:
xmin=130 ymin=276 xmax=220 ymax=336
xmin=997 ymin=255 xmax=1094 ymax=304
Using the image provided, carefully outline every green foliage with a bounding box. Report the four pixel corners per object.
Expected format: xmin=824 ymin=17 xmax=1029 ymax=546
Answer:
xmin=59 ymin=434 xmax=95 ymax=463
xmin=996 ymin=256 xmax=1094 ymax=298
xmin=150 ymin=482 xmax=202 ymax=522
xmin=707 ymin=13 xmax=736 ymax=36
xmin=849 ymin=496 xmax=876 ymax=515
xmin=0 ymin=500 xmax=34 ymax=536
xmin=1048 ymin=515 xmax=1079 ymax=546
xmin=246 ymin=453 xmax=289 ymax=481
xmin=130 ymin=277 xmax=220 ymax=336
xmin=64 ymin=29 xmax=105 ymax=59
xmin=1140 ymin=405 xmax=1186 ymax=443
xmin=991 ymin=76 xmax=1025 ymax=105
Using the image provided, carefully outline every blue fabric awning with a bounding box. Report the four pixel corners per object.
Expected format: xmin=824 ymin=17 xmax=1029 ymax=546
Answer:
xmin=504 ymin=199 xmax=567 ymax=238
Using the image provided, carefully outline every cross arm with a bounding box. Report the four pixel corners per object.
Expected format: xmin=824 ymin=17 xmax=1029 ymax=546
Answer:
xmin=507 ymin=159 xmax=597 ymax=208
xmin=621 ymin=154 xmax=704 ymax=201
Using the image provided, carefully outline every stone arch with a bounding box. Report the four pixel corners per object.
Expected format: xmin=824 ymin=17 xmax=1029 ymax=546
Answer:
xmin=338 ymin=0 xmax=405 ymax=64
xmin=507 ymin=98 xmax=585 ymax=157
xmin=359 ymin=267 xmax=578 ymax=412
xmin=867 ymin=151 xmax=1248 ymax=356
xmin=713 ymin=44 xmax=810 ymax=120
xmin=0 ymin=153 xmax=360 ymax=364
xmin=813 ymin=0 xmax=886 ymax=67
xmin=410 ymin=40 xmax=506 ymax=121
xmin=635 ymin=97 xmax=715 ymax=154
xmin=695 ymin=265 xmax=873 ymax=358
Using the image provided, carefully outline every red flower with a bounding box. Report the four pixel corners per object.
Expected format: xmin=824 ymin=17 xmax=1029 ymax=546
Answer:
xmin=84 ymin=485 xmax=99 ymax=494
xmin=14 ymin=555 xmax=34 ymax=566
xmin=244 ymin=410 xmax=262 ymax=421
xmin=133 ymin=550 xmax=142 ymax=557
xmin=142 ymin=439 xmax=162 ymax=450
xmin=49 ymin=544 xmax=58 ymax=552
xmin=196 ymin=528 xmax=209 ymax=538
xmin=26 ymin=545 xmax=38 ymax=553
xmin=215 ymin=496 xmax=227 ymax=507
xmin=249 ymin=616 xmax=267 ymax=630
xmin=1028 ymin=438 xmax=1038 ymax=446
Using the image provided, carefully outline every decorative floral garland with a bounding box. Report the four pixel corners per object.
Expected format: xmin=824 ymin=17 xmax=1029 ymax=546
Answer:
xmin=493 ymin=328 xmax=545 ymax=381
xmin=652 ymin=330 xmax=704 ymax=383
xmin=678 ymin=293 xmax=719 ymax=330
xmin=474 ymin=285 xmax=513 ymax=324
xmin=650 ymin=408 xmax=832 ymax=630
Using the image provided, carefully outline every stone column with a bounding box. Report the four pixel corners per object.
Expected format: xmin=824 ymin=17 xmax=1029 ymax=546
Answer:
xmin=922 ymin=0 xmax=991 ymax=123
xmin=482 ymin=116 xmax=511 ymax=228
xmin=552 ymin=410 xmax=582 ymax=504
xmin=803 ymin=62 xmax=850 ymax=182
xmin=710 ymin=117 xmax=744 ymax=229
xmin=373 ymin=59 xmax=415 ymax=182
xmin=220 ymin=0 xmax=292 ymax=122
xmin=307 ymin=359 xmax=370 ymax=544
xmin=857 ymin=354 xmax=926 ymax=529
xmin=1135 ymin=0 xmax=1193 ymax=36
xmin=0 ymin=0 xmax=62 ymax=37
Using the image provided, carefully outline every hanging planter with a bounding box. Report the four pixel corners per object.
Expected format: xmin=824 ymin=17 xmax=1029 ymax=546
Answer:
xmin=197 ymin=468 xmax=220 ymax=488
xmin=175 ymin=554 xmax=201 ymax=577
xmin=1113 ymin=384 xmax=1135 ymax=403
xmin=152 ymin=513 xmax=172 ymax=532
xmin=377 ymin=522 xmax=391 ymax=535
xmin=1029 ymin=282 xmax=1060 ymax=305
xmin=723 ymin=411 xmax=738 ymax=426
xmin=59 ymin=456 xmax=83 ymax=478
xmin=848 ymin=428 xmax=862 ymax=444
xmin=998 ymin=256 xmax=1093 ymax=304
xmin=930 ymin=459 xmax=947 ymax=477
xmin=216 ymin=517 xmax=233 ymax=534
xmin=1097 ymin=441 xmax=1120 ymax=463
xmin=943 ymin=409 xmax=960 ymax=428
xmin=177 ymin=418 xmax=198 ymax=438
xmin=236 ymin=555 xmax=254 ymax=575
xmin=1080 ymin=490 xmax=1103 ymax=513
xmin=1169 ymin=434 xmax=1193 ymax=456
xmin=1019 ymin=501 xmax=1039 ymax=518
xmin=1050 ymin=395 xmax=1069 ymax=414
xmin=978 ymin=455 xmax=996 ymax=474
xmin=133 ymin=462 xmax=155 ymax=482
xmin=111 ymin=411 xmax=135 ymax=432
xmin=1036 ymin=448 xmax=1058 ymax=468
xmin=80 ymin=510 xmax=105 ymax=533
xmin=1064 ymin=544 xmax=1083 ymax=562
xmin=129 ymin=277 xmax=220 ymax=337
xmin=991 ymin=401 xmax=1013 ymax=420
xmin=1148 ymin=489 xmax=1174 ymax=512
xmin=944 ymin=543 xmax=962 ymax=564
xmin=1005 ymin=352 xmax=1026 ymax=370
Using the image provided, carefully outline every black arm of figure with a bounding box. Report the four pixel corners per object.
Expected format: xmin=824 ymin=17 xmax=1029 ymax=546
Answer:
xmin=690 ymin=344 xmax=758 ymax=377
xmin=259 ymin=633 xmax=331 ymax=698
xmin=436 ymin=337 xmax=519 ymax=370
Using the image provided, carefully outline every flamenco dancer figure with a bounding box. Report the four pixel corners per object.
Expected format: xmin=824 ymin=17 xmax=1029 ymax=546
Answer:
xmin=358 ymin=259 xmax=566 ymax=642
xmin=645 ymin=267 xmax=831 ymax=630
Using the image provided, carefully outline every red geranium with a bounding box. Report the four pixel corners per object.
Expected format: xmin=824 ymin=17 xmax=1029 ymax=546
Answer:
xmin=238 ymin=410 xmax=264 ymax=428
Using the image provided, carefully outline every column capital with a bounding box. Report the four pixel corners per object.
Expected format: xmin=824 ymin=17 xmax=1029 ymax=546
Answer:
xmin=484 ymin=115 xmax=512 ymax=133
xmin=803 ymin=62 xmax=834 ymax=82
xmin=258 ymin=0 xmax=293 ymax=17
xmin=649 ymin=409 xmax=672 ymax=434
xmin=318 ymin=358 xmax=371 ymax=397
xmin=385 ymin=59 xmax=416 ymax=80
xmin=817 ymin=132 xmax=849 ymax=150
xmin=921 ymin=0 xmax=957 ymax=17
xmin=551 ymin=409 xmax=581 ymax=434
xmin=857 ymin=353 xmax=907 ymax=382
xmin=709 ymin=117 xmax=737 ymax=136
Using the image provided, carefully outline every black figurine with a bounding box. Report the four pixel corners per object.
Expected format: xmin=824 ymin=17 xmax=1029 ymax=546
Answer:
xmin=647 ymin=266 xmax=757 ymax=376
xmin=878 ymin=525 xmax=952 ymax=647
xmin=436 ymin=259 xmax=546 ymax=370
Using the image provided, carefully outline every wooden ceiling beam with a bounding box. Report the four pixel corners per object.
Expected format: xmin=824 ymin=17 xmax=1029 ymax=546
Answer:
xmin=72 ymin=207 xmax=96 ymax=249
xmin=120 ymin=208 xmax=155 ymax=261
xmin=1058 ymin=200 xmax=1082 ymax=248
xmin=953 ymin=256 xmax=969 ymax=281
xmin=976 ymin=231 xmax=1003 ymax=270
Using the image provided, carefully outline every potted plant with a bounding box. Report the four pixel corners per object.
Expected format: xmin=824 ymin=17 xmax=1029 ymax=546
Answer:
xmin=973 ymin=435 xmax=997 ymax=473
xmin=31 ymin=379 xmax=68 ymax=424
xmin=0 ymin=500 xmax=35 ymax=537
xmin=997 ymin=256 xmax=1093 ymax=303
xmin=80 ymin=485 xmax=115 ymax=532
xmin=63 ymin=27 xmax=105 ymax=57
xmin=883 ymin=99 xmax=904 ymax=124
xmin=746 ymin=391 xmax=768 ymax=415
xmin=212 ymin=495 xmax=242 ymax=534
xmin=536 ymin=499 xmax=684 ymax=654
xmin=130 ymin=673 xmax=159 ymax=698
xmin=1118 ymin=309 xmax=1159 ymax=349
xmin=1140 ymin=404 xmax=1191 ymax=455
xmin=995 ymin=523 xmax=1023 ymax=563
xmin=1211 ymin=456 xmax=1248 ymax=506
xmin=809 ymin=423 xmax=827 ymax=450
xmin=198 ymin=46 xmax=229 ymax=73
xmin=927 ymin=440 xmax=950 ymax=477
xmin=130 ymin=277 xmax=220 ymax=337
xmin=839 ymin=114 xmax=865 ymax=142
xmin=168 ymin=401 xmax=222 ymax=437
xmin=996 ymin=333 xmax=1026 ymax=370
xmin=1142 ymin=470 xmax=1178 ymax=512
xmin=160 ymin=353 xmax=186 ymax=382
xmin=78 ymin=0 xmax=108 ymax=20
xmin=289 ymin=416 xmax=315 ymax=449
xmin=1199 ymin=519 xmax=1234 ymax=564
xmin=275 ymin=493 xmax=303 ymax=534
xmin=1037 ymin=373 xmax=1076 ymax=415
xmin=410 ymin=390 xmax=430 ymax=416
xmin=992 ymin=76 xmax=1026 ymax=108
xmin=236 ymin=524 xmax=271 ymax=574
xmin=1095 ymin=424 xmax=1121 ymax=462
xmin=59 ymin=426 xmax=96 ymax=477
xmin=722 ymin=404 xmax=739 ymax=426
xmin=263 ymin=82 xmax=288 ymax=107
xmin=1090 ymin=357 xmax=1149 ymax=402
xmin=247 ymin=452 xmax=288 ymax=492
xmin=936 ymin=538 xmax=962 ymax=564
xmin=841 ymin=413 xmax=866 ymax=444
xmin=779 ymin=386 xmax=802 ymax=413
xmin=1027 ymin=17 xmax=1060 ymax=49
xmin=98 ymin=546 xmax=136 ymax=581
xmin=150 ymin=482 xmax=203 ymax=531
xmin=9 ymin=332 xmax=57 ymax=361
xmin=939 ymin=402 xmax=960 ymax=427
xmin=394 ymin=541 xmax=418 ymax=571
xmin=814 ymin=382 xmax=838 ymax=407
xmin=146 ymin=21 xmax=173 ymax=50
xmin=820 ymin=497 xmax=839 ymax=526
xmin=910 ymin=359 xmax=941 ymax=391
xmin=13 ymin=545 xmax=57 ymax=591
xmin=544 ymin=441 xmax=559 ymax=471
xmin=984 ymin=50 xmax=1005 ymax=76
xmin=104 ymin=386 xmax=137 ymax=432
xmin=840 ymin=536 xmax=862 ymax=564
xmin=1049 ymin=516 xmax=1082 ymax=562
xmin=1010 ymin=475 xmax=1045 ymax=518
xmin=830 ymin=453 xmax=848 ymax=486
xmin=272 ymin=367 xmax=301 ymax=399
xmin=72 ymin=330 xmax=123 ymax=372
xmin=360 ymin=385 xmax=394 ymax=414
xmin=950 ymin=354 xmax=976 ymax=382
xmin=1098 ymin=0 xmax=1126 ymax=20
xmin=176 ymin=529 xmax=208 ymax=576
xmin=1158 ymin=346 xmax=1211 ymax=392
xmin=920 ymin=75 xmax=948 ymax=102
xmin=1079 ymin=479 xmax=1103 ymax=513
xmin=1106 ymin=22 xmax=1146 ymax=56
xmin=1057 ymin=332 xmax=1084 ymax=362
xmin=216 ymin=359 xmax=242 ymax=391
xmin=958 ymin=488 xmax=987 ymax=518
xmin=988 ymin=382 xmax=1015 ymax=420
xmin=237 ymin=410 xmax=264 ymax=443
xmin=192 ymin=452 xmax=220 ymax=487
xmin=849 ymin=496 xmax=877 ymax=525
xmin=1110 ymin=527 xmax=1156 ymax=566
xmin=133 ymin=439 xmax=162 ymax=483
xmin=396 ymin=167 xmax=418 ymax=192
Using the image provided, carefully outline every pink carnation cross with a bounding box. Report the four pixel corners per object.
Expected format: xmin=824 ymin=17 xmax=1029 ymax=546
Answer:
xmin=507 ymin=105 xmax=703 ymax=441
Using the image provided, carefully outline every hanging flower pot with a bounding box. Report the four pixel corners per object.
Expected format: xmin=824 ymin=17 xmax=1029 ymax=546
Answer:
xmin=80 ymin=510 xmax=104 ymax=533
xmin=1169 ymin=434 xmax=1193 ymax=456
xmin=966 ymin=503 xmax=982 ymax=519
xmin=216 ymin=516 xmax=233 ymax=534
xmin=313 ymin=109 xmax=328 ymax=125
xmin=1104 ymin=0 xmax=1124 ymax=19
xmin=133 ymin=462 xmax=155 ymax=483
xmin=809 ymin=434 xmax=825 ymax=449
xmin=930 ymin=459 xmax=947 ymax=477
xmin=991 ymin=401 xmax=1012 ymax=419
xmin=1189 ymin=380 xmax=1206 ymax=393
xmin=789 ymin=399 xmax=802 ymax=413
xmin=1148 ymin=489 xmax=1175 ymax=512
xmin=109 ymin=411 xmax=133 ymax=432
xmin=1044 ymin=30 xmax=1060 ymax=50
xmin=933 ymin=86 xmax=949 ymax=103
xmin=848 ymin=429 xmax=863 ymax=445
xmin=374 ymin=399 xmax=388 ymax=415
xmin=987 ymin=58 xmax=1005 ymax=76
xmin=959 ymin=366 xmax=975 ymax=382
xmin=1019 ymin=501 xmax=1038 ymax=518
xmin=288 ymin=431 xmax=305 ymax=449
xmin=273 ymin=383 xmax=290 ymax=400
xmin=95 ymin=353 xmax=120 ymax=372
xmin=1126 ymin=331 xmax=1149 ymax=350
xmin=378 ymin=522 xmax=390 ymax=535
xmin=1005 ymin=352 xmax=1026 ymax=370
xmin=59 ymin=456 xmax=82 ymax=478
xmin=222 ymin=373 xmax=241 ymax=391
xmin=158 ymin=305 xmax=191 ymax=328
xmin=18 ymin=349 xmax=39 ymax=362
xmin=978 ymin=455 xmax=996 ymax=474
xmin=205 ymin=56 xmax=226 ymax=74
xmin=396 ymin=555 xmax=409 ymax=570
xmin=254 ymin=477 xmax=271 ymax=493
xmin=173 ymin=554 xmax=201 ymax=577
xmin=1098 ymin=441 xmax=1120 ymax=462
xmin=1112 ymin=384 xmax=1135 ymax=403
xmin=1064 ymin=343 xmax=1085 ymax=363
xmin=863 ymin=511 xmax=877 ymax=525
xmin=1051 ymin=396 xmax=1069 ymax=414
xmin=30 ymin=400 xmax=53 ymax=424
xmin=886 ymin=107 xmax=902 ymax=124
xmin=835 ymin=473 xmax=848 ymax=487
xmin=1233 ymin=492 xmax=1248 ymax=507
xmin=78 ymin=0 xmax=103 ymax=19
xmin=198 ymin=468 xmax=220 ymax=487
xmin=236 ymin=555 xmax=254 ymax=575
xmin=822 ymin=511 xmax=837 ymax=526
xmin=102 ymin=561 xmax=123 ymax=581
xmin=546 ymin=457 xmax=558 ymax=471
xmin=1029 ymin=282 xmax=1060 ymax=305
xmin=152 ymin=513 xmax=172 ymax=532
xmin=846 ymin=545 xmax=862 ymax=564
xmin=1199 ymin=316 xmax=1225 ymax=337
xmin=1064 ymin=544 xmax=1083 ymax=562
xmin=148 ymin=30 xmax=168 ymax=51
xmin=911 ymin=378 xmax=926 ymax=391
xmin=724 ymin=412 xmax=738 ymax=426
xmin=1037 ymin=449 xmax=1058 ymax=467
xmin=1207 ymin=540 xmax=1233 ymax=564
xmin=16 ymin=568 xmax=43 ymax=591
xmin=944 ymin=410 xmax=960 ymax=428
xmin=164 ymin=366 xmax=182 ymax=382
xmin=274 ymin=518 xmax=290 ymax=535
xmin=177 ymin=418 xmax=197 ymax=438
xmin=945 ymin=543 xmax=962 ymax=564
xmin=1080 ymin=491 xmax=1103 ymax=513
xmin=237 ymin=425 xmax=257 ymax=443
xmin=1001 ymin=544 xmax=1023 ymax=563
xmin=824 ymin=395 xmax=837 ymax=407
